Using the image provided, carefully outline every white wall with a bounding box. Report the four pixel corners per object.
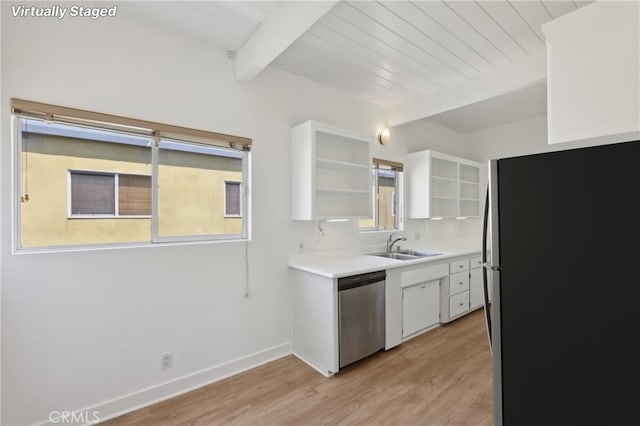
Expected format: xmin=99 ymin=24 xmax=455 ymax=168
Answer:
xmin=463 ymin=113 xmax=621 ymax=163
xmin=0 ymin=8 xmax=389 ymax=425
xmin=465 ymin=115 xmax=550 ymax=162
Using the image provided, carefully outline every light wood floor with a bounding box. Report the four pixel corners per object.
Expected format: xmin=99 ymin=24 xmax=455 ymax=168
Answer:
xmin=102 ymin=309 xmax=493 ymax=426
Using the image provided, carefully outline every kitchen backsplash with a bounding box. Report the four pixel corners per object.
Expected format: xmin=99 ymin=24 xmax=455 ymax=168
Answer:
xmin=291 ymin=217 xmax=482 ymax=254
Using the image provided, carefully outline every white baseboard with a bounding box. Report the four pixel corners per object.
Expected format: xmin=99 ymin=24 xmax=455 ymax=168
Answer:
xmin=42 ymin=342 xmax=292 ymax=426
xmin=292 ymin=351 xmax=334 ymax=377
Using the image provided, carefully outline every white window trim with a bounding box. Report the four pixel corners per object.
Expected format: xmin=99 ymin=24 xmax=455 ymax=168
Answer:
xmin=391 ymin=190 xmax=396 ymax=218
xmin=223 ymin=180 xmax=243 ymax=218
xmin=67 ymin=169 xmax=152 ymax=219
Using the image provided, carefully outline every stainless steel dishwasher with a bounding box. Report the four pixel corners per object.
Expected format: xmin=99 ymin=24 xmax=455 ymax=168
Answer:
xmin=338 ymin=270 xmax=386 ymax=368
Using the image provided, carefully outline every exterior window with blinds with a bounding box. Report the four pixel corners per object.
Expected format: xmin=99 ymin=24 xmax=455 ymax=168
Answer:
xmin=69 ymin=172 xmax=151 ymax=217
xmin=70 ymin=173 xmax=116 ymax=215
xmin=13 ymin=98 xmax=251 ymax=250
xmin=118 ymin=174 xmax=152 ymax=216
xmin=359 ymin=158 xmax=403 ymax=231
xmin=224 ymin=181 xmax=242 ymax=217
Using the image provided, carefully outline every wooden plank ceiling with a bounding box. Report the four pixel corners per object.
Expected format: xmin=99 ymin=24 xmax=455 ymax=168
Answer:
xmin=122 ymin=1 xmax=593 ymax=132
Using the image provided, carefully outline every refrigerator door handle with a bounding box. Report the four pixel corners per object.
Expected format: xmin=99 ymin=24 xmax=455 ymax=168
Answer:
xmin=482 ymin=185 xmax=493 ymax=352
xmin=482 ymin=263 xmax=501 ymax=271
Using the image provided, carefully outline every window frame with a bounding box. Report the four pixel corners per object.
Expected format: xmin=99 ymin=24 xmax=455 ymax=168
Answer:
xmin=12 ymin=101 xmax=252 ymax=252
xmin=359 ymin=159 xmax=403 ymax=232
xmin=67 ymin=170 xmax=152 ymax=219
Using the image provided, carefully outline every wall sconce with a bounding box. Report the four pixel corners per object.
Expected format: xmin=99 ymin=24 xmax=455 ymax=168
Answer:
xmin=377 ymin=128 xmax=390 ymax=145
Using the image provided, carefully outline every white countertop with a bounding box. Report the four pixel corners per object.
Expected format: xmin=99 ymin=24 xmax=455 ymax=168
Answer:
xmin=288 ymin=238 xmax=484 ymax=278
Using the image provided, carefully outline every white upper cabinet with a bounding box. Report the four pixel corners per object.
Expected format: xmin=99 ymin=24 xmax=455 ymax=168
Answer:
xmin=542 ymin=1 xmax=640 ymax=146
xmin=291 ymin=120 xmax=372 ymax=220
xmin=407 ymin=150 xmax=481 ymax=219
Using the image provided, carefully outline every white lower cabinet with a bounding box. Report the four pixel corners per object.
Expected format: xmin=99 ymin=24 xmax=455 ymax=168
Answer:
xmin=386 ymin=262 xmax=448 ymax=349
xmin=291 ymin=269 xmax=339 ymax=376
xmin=440 ymin=253 xmax=488 ymax=323
xmin=402 ymin=280 xmax=439 ymax=338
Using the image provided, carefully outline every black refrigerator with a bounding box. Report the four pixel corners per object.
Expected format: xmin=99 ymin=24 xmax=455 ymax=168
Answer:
xmin=482 ymin=140 xmax=640 ymax=425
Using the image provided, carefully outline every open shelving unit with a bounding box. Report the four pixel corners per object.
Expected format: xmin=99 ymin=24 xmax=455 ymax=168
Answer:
xmin=291 ymin=121 xmax=373 ymax=220
xmin=459 ymin=163 xmax=480 ymax=217
xmin=407 ymin=150 xmax=482 ymax=219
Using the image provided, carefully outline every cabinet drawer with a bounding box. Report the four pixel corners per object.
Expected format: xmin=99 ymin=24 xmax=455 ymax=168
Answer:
xmin=470 ymin=256 xmax=483 ymax=269
xmin=450 ymin=291 xmax=470 ymax=318
xmin=449 ymin=271 xmax=470 ymax=296
xmin=449 ymin=259 xmax=469 ymax=274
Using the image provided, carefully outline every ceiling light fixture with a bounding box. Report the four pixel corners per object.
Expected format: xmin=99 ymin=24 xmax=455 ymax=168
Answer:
xmin=377 ymin=128 xmax=390 ymax=145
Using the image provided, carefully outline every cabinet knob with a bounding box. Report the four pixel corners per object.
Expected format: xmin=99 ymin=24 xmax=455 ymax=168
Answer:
xmin=459 ymin=302 xmax=464 ymax=306
xmin=459 ymin=265 xmax=463 ymax=268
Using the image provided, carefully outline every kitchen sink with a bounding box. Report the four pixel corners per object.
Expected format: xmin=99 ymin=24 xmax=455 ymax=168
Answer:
xmin=370 ymin=252 xmax=419 ymax=260
xmin=396 ymin=249 xmax=442 ymax=258
xmin=369 ymin=250 xmax=442 ymax=260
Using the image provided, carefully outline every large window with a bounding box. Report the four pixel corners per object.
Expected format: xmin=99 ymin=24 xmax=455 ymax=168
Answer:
xmin=13 ymin=99 xmax=251 ymax=250
xmin=359 ymin=158 xmax=403 ymax=231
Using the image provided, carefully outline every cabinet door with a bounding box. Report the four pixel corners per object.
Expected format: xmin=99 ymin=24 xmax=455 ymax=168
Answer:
xmin=469 ymin=268 xmax=483 ymax=309
xmin=402 ymin=280 xmax=439 ymax=338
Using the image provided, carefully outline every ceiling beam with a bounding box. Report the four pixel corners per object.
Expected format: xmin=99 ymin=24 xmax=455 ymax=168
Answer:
xmin=387 ymin=51 xmax=547 ymax=127
xmin=234 ymin=1 xmax=338 ymax=82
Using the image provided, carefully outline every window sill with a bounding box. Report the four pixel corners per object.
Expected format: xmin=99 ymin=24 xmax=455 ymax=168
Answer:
xmin=14 ymin=237 xmax=251 ymax=255
xmin=358 ymin=228 xmax=403 ymax=234
xmin=68 ymin=215 xmax=152 ymax=219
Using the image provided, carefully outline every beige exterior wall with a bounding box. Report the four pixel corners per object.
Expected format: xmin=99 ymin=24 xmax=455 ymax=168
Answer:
xmin=158 ymin=148 xmax=243 ymax=237
xmin=359 ymin=180 xmax=396 ymax=230
xmin=377 ymin=185 xmax=396 ymax=230
xmin=20 ymin=134 xmax=242 ymax=248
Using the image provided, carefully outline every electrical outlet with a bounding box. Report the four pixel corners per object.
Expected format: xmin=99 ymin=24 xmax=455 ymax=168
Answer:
xmin=161 ymin=352 xmax=172 ymax=370
xmin=415 ymin=232 xmax=421 ymax=240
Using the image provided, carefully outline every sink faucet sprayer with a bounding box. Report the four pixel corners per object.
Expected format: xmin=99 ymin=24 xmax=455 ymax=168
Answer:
xmin=387 ymin=233 xmax=407 ymax=252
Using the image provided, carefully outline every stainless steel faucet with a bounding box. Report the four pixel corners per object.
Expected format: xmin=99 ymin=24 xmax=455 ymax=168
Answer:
xmin=387 ymin=233 xmax=407 ymax=252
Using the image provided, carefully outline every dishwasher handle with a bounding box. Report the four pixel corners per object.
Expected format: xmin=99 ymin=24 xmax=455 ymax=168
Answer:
xmin=338 ymin=270 xmax=386 ymax=291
